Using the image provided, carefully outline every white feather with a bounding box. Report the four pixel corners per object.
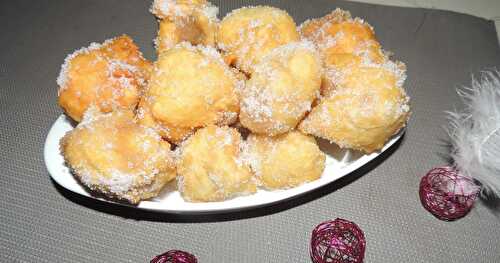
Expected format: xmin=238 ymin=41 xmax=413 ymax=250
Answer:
xmin=447 ymin=71 xmax=500 ymax=197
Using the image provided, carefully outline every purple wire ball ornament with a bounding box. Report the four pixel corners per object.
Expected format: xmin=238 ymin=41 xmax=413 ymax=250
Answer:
xmin=419 ymin=166 xmax=480 ymax=221
xmin=310 ymin=218 xmax=366 ymax=263
xmin=150 ymin=250 xmax=198 ymax=263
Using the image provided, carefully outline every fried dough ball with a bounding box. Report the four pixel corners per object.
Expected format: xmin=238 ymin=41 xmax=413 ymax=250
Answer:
xmin=60 ymin=109 xmax=176 ymax=204
xmin=299 ymin=8 xmax=386 ymax=95
xmin=138 ymin=43 xmax=240 ymax=144
xmin=239 ymin=41 xmax=322 ymax=135
xmin=57 ymin=35 xmax=152 ymax=122
xmin=245 ymin=131 xmax=325 ymax=190
xmin=152 ymin=0 xmax=219 ymax=54
xmin=299 ymin=60 xmax=410 ymax=153
xmin=300 ymin=8 xmax=384 ymax=65
xmin=297 ymin=8 xmax=411 ymax=152
xmin=177 ymin=125 xmax=256 ymax=202
xmin=217 ymin=6 xmax=300 ymax=74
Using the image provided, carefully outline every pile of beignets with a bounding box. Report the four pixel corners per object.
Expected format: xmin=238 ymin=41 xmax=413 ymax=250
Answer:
xmin=57 ymin=0 xmax=410 ymax=204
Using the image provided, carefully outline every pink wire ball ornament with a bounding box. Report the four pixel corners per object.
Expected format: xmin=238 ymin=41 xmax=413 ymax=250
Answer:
xmin=310 ymin=218 xmax=366 ymax=263
xmin=150 ymin=250 xmax=197 ymax=263
xmin=419 ymin=166 xmax=480 ymax=221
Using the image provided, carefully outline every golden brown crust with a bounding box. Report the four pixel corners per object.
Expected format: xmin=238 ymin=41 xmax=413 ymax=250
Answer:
xmin=57 ymin=35 xmax=152 ymax=122
xmin=135 ymin=97 xmax=195 ymax=144
xmin=239 ymin=41 xmax=322 ymax=135
xmin=297 ymin=9 xmax=410 ymax=153
xmin=217 ymin=6 xmax=300 ymax=74
xmin=300 ymin=8 xmax=381 ymax=61
xmin=299 ymin=8 xmax=386 ymax=96
xmin=55 ymin=4 xmax=412 ymax=204
xmin=137 ymin=43 xmax=240 ymax=144
xmin=245 ymin=131 xmax=325 ymax=189
xmin=299 ymin=63 xmax=410 ymax=153
xmin=60 ymin=109 xmax=176 ymax=204
xmin=177 ymin=125 xmax=256 ymax=202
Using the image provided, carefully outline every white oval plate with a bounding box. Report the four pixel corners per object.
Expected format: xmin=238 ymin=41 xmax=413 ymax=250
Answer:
xmin=44 ymin=114 xmax=403 ymax=213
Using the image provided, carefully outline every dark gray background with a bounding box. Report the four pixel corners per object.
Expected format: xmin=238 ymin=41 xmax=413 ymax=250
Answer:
xmin=1 ymin=0 xmax=500 ymax=262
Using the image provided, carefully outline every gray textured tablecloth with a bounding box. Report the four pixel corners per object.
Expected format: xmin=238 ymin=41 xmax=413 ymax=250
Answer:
xmin=2 ymin=0 xmax=500 ymax=262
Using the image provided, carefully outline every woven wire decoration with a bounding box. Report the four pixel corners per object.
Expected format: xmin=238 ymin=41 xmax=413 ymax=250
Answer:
xmin=310 ymin=218 xmax=366 ymax=263
xmin=150 ymin=250 xmax=198 ymax=263
xmin=419 ymin=166 xmax=480 ymax=221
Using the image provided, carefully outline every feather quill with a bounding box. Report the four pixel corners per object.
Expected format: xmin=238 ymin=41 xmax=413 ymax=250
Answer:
xmin=448 ymin=71 xmax=500 ymax=197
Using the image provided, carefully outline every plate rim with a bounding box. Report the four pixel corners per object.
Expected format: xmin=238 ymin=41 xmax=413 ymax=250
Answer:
xmin=44 ymin=114 xmax=404 ymax=214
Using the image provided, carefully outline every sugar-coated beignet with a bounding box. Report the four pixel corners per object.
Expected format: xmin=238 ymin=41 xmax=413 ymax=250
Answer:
xmin=57 ymin=35 xmax=152 ymax=122
xmin=300 ymin=8 xmax=384 ymax=65
xmin=245 ymin=131 xmax=325 ymax=189
xmin=138 ymin=43 xmax=240 ymax=144
xmin=177 ymin=125 xmax=256 ymax=202
xmin=299 ymin=63 xmax=410 ymax=153
xmin=217 ymin=6 xmax=300 ymax=74
xmin=299 ymin=8 xmax=386 ymax=95
xmin=239 ymin=41 xmax=322 ymax=135
xmin=152 ymin=0 xmax=219 ymax=54
xmin=60 ymin=109 xmax=176 ymax=204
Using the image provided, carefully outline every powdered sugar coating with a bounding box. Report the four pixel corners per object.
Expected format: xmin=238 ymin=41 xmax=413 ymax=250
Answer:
xmin=60 ymin=110 xmax=176 ymax=203
xmin=299 ymin=8 xmax=376 ymax=55
xmin=245 ymin=131 xmax=326 ymax=189
xmin=56 ymin=3 xmax=413 ymax=203
xmin=218 ymin=5 xmax=300 ymax=73
xmin=296 ymin=8 xmax=410 ymax=153
xmin=323 ymin=53 xmax=407 ymax=93
xmin=57 ymin=41 xmax=104 ymax=91
xmin=150 ymin=0 xmax=218 ymax=20
xmin=57 ymin=35 xmax=152 ymax=122
xmin=299 ymin=70 xmax=410 ymax=153
xmin=239 ymin=40 xmax=323 ymax=135
xmin=139 ymin=42 xmax=240 ymax=144
xmin=200 ymin=2 xmax=218 ymax=20
xmin=176 ymin=125 xmax=256 ymax=202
